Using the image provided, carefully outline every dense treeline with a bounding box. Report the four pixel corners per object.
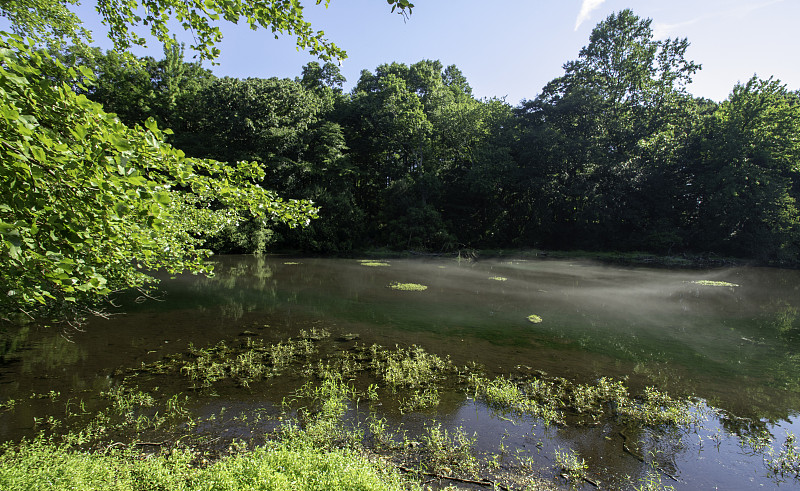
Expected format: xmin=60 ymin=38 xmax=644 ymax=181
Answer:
xmin=73 ymin=10 xmax=800 ymax=262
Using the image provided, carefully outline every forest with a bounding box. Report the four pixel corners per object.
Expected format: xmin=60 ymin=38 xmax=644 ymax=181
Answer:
xmin=65 ymin=11 xmax=800 ymax=260
xmin=2 ymin=7 xmax=800 ymax=316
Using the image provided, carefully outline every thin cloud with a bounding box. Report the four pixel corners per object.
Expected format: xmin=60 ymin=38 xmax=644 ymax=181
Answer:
xmin=653 ymin=0 xmax=785 ymax=38
xmin=652 ymin=18 xmax=701 ymax=39
xmin=574 ymin=0 xmax=606 ymax=31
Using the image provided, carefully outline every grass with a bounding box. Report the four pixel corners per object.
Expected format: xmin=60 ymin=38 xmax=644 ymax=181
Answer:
xmin=0 ymin=437 xmax=417 ymax=491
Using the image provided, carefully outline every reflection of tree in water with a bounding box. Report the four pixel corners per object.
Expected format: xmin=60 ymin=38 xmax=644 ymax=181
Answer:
xmin=190 ymin=257 xmax=282 ymax=324
xmin=0 ymin=325 xmax=30 ymax=363
xmin=763 ymin=301 xmax=800 ymax=341
xmin=0 ymin=326 xmax=87 ymax=374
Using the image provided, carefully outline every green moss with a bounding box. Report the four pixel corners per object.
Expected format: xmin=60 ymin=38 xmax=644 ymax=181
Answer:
xmin=389 ymin=282 xmax=427 ymax=291
xmin=527 ymin=314 xmax=543 ymax=324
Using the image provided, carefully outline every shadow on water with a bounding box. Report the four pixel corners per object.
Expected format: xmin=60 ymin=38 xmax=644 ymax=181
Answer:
xmin=3 ymin=255 xmax=800 ymax=488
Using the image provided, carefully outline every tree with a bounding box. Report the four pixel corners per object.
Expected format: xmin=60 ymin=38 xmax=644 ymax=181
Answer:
xmin=0 ymin=0 xmax=414 ymax=316
xmin=1 ymin=0 xmax=414 ymax=62
xmin=0 ymin=36 xmax=316 ymax=316
xmin=518 ymin=9 xmax=700 ymax=250
xmin=689 ymin=77 xmax=800 ymax=260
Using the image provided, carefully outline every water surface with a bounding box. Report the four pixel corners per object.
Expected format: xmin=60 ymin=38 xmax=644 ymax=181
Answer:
xmin=2 ymin=255 xmax=800 ymax=488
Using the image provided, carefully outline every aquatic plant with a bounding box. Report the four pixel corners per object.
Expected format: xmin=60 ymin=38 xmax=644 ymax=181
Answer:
xmin=766 ymin=433 xmax=800 ymax=479
xmin=421 ymin=423 xmax=479 ymax=477
xmin=389 ymin=282 xmax=427 ymax=291
xmin=555 ymin=448 xmax=588 ymax=482
xmin=527 ymin=314 xmax=543 ymax=323
xmin=399 ymin=387 xmax=440 ymax=413
xmin=374 ymin=345 xmax=452 ymax=391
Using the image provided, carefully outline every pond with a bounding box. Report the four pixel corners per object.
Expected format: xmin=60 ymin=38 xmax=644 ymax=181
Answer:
xmin=2 ymin=255 xmax=800 ymax=489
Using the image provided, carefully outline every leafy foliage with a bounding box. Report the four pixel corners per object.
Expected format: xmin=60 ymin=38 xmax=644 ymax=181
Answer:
xmin=0 ymin=35 xmax=315 ymax=314
xmin=1 ymin=0 xmax=415 ymax=63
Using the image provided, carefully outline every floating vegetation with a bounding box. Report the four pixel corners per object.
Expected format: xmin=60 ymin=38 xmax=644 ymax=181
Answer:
xmin=527 ymin=314 xmax=543 ymax=323
xmin=358 ymin=259 xmax=390 ymax=267
xmin=389 ymin=282 xmax=427 ymax=291
xmin=488 ymin=276 xmax=507 ymax=281
xmin=690 ymin=280 xmax=740 ymax=287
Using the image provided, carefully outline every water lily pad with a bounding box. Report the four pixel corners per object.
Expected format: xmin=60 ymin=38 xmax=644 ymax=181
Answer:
xmin=390 ymin=282 xmax=428 ymax=291
xmin=527 ymin=314 xmax=543 ymax=324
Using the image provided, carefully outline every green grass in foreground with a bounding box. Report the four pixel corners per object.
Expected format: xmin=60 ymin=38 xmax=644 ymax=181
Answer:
xmin=0 ymin=438 xmax=416 ymax=491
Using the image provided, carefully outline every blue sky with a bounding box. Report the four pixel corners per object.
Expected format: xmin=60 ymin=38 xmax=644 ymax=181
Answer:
xmin=58 ymin=0 xmax=800 ymax=104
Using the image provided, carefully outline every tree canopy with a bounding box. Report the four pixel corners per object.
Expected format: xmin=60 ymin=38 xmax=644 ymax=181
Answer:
xmin=1 ymin=0 xmax=414 ymax=61
xmin=0 ymin=35 xmax=316 ymax=316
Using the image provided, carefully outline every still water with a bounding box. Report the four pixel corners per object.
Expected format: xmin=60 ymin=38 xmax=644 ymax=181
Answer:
xmin=3 ymin=255 xmax=800 ymax=489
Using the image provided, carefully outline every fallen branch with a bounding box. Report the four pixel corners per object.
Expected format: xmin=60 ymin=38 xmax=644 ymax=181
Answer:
xmin=396 ymin=464 xmax=512 ymax=490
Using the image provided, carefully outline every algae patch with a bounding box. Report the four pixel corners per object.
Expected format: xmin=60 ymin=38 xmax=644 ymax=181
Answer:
xmin=359 ymin=260 xmax=390 ymax=267
xmin=691 ymin=280 xmax=739 ymax=287
xmin=488 ymin=276 xmax=507 ymax=281
xmin=527 ymin=314 xmax=543 ymax=324
xmin=390 ymin=282 xmax=428 ymax=291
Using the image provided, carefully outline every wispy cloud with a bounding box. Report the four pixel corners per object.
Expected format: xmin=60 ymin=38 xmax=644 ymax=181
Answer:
xmin=574 ymin=0 xmax=606 ymax=31
xmin=653 ymin=0 xmax=785 ymax=38
xmin=652 ymin=18 xmax=702 ymax=39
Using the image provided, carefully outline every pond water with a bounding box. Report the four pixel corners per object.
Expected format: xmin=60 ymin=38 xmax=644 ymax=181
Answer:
xmin=2 ymin=255 xmax=800 ymax=489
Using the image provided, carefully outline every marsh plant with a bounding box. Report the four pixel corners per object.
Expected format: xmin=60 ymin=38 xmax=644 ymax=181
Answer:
xmin=554 ymin=447 xmax=588 ymax=482
xmin=468 ymin=374 xmax=698 ymax=428
xmin=179 ymin=337 xmax=317 ymax=388
xmin=1 ymin=332 xmax=735 ymax=491
xmin=421 ymin=423 xmax=479 ymax=477
xmin=766 ymin=433 xmax=800 ymax=479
